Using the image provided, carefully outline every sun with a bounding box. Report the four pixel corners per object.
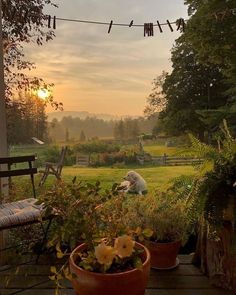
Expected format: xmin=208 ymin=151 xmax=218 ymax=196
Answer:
xmin=37 ymin=88 xmax=50 ymax=100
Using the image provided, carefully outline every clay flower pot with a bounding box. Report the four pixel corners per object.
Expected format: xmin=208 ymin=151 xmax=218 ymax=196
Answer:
xmin=145 ymin=240 xmax=181 ymax=269
xmin=69 ymin=242 xmax=150 ymax=295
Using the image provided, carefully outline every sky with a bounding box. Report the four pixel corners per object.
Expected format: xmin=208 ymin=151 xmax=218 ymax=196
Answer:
xmin=25 ymin=0 xmax=188 ymax=116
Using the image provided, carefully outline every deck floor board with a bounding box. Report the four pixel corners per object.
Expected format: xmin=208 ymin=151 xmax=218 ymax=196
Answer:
xmin=0 ymin=255 xmax=233 ymax=295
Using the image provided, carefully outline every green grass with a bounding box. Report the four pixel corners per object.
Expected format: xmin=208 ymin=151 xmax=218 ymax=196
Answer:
xmin=144 ymin=145 xmax=186 ymax=156
xmin=57 ymin=165 xmax=195 ymax=192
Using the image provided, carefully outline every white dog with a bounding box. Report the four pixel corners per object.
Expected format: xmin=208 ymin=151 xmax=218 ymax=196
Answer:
xmin=118 ymin=171 xmax=147 ymax=195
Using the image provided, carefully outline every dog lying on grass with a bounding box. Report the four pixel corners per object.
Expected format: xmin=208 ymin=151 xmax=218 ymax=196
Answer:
xmin=118 ymin=171 xmax=147 ymax=195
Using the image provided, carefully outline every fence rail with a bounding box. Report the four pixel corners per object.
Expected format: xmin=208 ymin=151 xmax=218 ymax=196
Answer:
xmin=136 ymin=154 xmax=203 ymax=166
xmin=152 ymin=155 xmax=203 ymax=166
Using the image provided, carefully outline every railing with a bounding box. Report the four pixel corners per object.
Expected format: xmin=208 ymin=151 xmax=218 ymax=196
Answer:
xmin=136 ymin=154 xmax=203 ymax=166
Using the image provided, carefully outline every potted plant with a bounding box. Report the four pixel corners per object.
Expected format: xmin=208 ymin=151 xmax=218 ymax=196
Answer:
xmin=186 ymin=122 xmax=236 ymax=290
xmin=39 ymin=181 xmax=151 ymax=295
xmin=122 ymin=190 xmax=193 ymax=269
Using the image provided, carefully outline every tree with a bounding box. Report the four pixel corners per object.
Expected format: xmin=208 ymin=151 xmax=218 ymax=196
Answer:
xmin=2 ymin=1 xmax=60 ymax=103
xmin=184 ymin=0 xmax=236 ymax=96
xmin=114 ymin=120 xmax=125 ymax=140
xmin=146 ymin=35 xmax=229 ymax=140
xmin=80 ymin=130 xmax=86 ymax=142
xmin=7 ymin=91 xmax=48 ymax=144
xmin=3 ymin=1 xmax=63 ymax=144
xmin=144 ymin=72 xmax=167 ymax=117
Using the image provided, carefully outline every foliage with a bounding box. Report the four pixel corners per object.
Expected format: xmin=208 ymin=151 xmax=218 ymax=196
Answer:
xmin=7 ymin=92 xmax=48 ymax=144
xmin=2 ymin=0 xmax=60 ymax=105
xmin=144 ymin=71 xmax=168 ymax=117
xmin=49 ymin=116 xmax=156 ymax=143
xmin=122 ymin=190 xmax=194 ymax=244
xmin=74 ymin=140 xmax=121 ymax=155
xmin=187 ymin=121 xmax=236 ymax=228
xmin=114 ymin=118 xmax=141 ymax=140
xmin=90 ymin=146 xmax=138 ymax=167
xmin=4 ymin=0 xmax=63 ymax=145
xmin=184 ymin=0 xmax=236 ymax=96
xmin=145 ymin=0 xmax=236 ymax=139
xmin=41 ymin=145 xmax=75 ymax=166
xmin=38 ymin=181 xmax=152 ymax=292
xmin=160 ymin=35 xmax=228 ymax=138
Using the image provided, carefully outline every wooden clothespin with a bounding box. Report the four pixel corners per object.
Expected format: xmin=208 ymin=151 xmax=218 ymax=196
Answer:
xmin=144 ymin=23 xmax=154 ymax=37
xmin=176 ymin=18 xmax=185 ymax=32
xmin=108 ymin=20 xmax=113 ymax=34
xmin=129 ymin=20 xmax=134 ymax=27
xmin=166 ymin=20 xmax=174 ymax=32
xmin=157 ymin=21 xmax=163 ymax=33
xmin=53 ymin=16 xmax=56 ymax=29
xmin=48 ymin=15 xmax=51 ymax=28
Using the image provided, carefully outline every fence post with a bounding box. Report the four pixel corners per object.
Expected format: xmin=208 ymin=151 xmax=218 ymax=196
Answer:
xmin=163 ymin=153 xmax=167 ymax=166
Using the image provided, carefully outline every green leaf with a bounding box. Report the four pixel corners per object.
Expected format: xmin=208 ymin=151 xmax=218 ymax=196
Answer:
xmin=142 ymin=228 xmax=153 ymax=238
xmin=133 ymin=256 xmax=143 ymax=270
xmin=50 ymin=266 xmax=57 ymax=274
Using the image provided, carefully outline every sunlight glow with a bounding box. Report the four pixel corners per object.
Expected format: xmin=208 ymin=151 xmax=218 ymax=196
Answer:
xmin=37 ymin=88 xmax=50 ymax=100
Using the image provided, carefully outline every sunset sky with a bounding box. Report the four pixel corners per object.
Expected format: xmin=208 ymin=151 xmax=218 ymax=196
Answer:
xmin=25 ymin=0 xmax=188 ymax=116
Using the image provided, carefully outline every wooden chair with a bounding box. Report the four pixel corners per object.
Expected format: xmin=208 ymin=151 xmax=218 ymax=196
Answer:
xmin=39 ymin=146 xmax=67 ymax=186
xmin=0 ymin=155 xmax=37 ymax=198
xmin=0 ymin=156 xmax=53 ymax=263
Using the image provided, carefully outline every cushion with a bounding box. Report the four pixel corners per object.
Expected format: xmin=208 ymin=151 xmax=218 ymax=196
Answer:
xmin=0 ymin=198 xmax=44 ymax=230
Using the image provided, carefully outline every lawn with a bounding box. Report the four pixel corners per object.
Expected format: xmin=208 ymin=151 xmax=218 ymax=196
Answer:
xmin=144 ymin=145 xmax=187 ymax=156
xmin=57 ymin=165 xmax=195 ymax=192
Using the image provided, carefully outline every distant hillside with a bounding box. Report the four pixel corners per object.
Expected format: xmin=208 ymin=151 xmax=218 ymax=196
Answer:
xmin=47 ymin=111 xmax=122 ymax=122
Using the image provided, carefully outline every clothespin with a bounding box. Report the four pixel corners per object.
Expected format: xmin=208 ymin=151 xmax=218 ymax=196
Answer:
xmin=144 ymin=23 xmax=154 ymax=37
xmin=108 ymin=20 xmax=113 ymax=33
xmin=48 ymin=15 xmax=51 ymax=28
xmin=176 ymin=18 xmax=185 ymax=32
xmin=129 ymin=20 xmax=134 ymax=27
xmin=157 ymin=21 xmax=163 ymax=33
xmin=53 ymin=16 xmax=56 ymax=29
xmin=166 ymin=20 xmax=174 ymax=32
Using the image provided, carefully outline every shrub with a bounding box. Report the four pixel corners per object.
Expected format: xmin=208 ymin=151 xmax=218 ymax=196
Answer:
xmin=74 ymin=141 xmax=121 ymax=154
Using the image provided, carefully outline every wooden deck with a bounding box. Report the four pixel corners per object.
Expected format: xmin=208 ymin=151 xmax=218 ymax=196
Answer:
xmin=0 ymin=255 xmax=233 ymax=295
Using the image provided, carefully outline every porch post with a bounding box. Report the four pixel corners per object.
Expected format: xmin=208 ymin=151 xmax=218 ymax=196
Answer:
xmin=0 ymin=0 xmax=9 ymax=263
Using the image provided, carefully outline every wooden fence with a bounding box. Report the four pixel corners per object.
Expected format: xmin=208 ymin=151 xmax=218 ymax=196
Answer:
xmin=137 ymin=154 xmax=203 ymax=166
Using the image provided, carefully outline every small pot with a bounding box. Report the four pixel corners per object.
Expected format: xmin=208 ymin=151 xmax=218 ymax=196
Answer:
xmin=145 ymin=240 xmax=181 ymax=269
xmin=69 ymin=242 xmax=151 ymax=295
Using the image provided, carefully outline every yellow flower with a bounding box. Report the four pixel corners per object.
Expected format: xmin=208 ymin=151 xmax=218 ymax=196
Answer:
xmin=95 ymin=242 xmax=116 ymax=265
xmin=114 ymin=235 xmax=135 ymax=258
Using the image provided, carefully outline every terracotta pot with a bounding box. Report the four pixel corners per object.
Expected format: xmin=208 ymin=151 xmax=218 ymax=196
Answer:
xmin=145 ymin=240 xmax=181 ymax=269
xmin=69 ymin=242 xmax=150 ymax=295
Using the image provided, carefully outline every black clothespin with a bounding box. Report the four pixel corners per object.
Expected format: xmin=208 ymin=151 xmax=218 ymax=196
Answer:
xmin=176 ymin=18 xmax=185 ymax=32
xmin=166 ymin=20 xmax=174 ymax=32
xmin=129 ymin=20 xmax=134 ymax=27
xmin=157 ymin=21 xmax=163 ymax=33
xmin=53 ymin=16 xmax=56 ymax=29
xmin=48 ymin=15 xmax=51 ymax=28
xmin=108 ymin=20 xmax=113 ymax=33
xmin=144 ymin=23 xmax=154 ymax=37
